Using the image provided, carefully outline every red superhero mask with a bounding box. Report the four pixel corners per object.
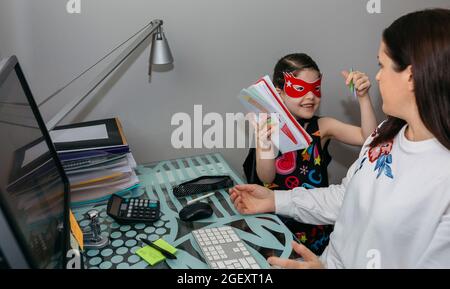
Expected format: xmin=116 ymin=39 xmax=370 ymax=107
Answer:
xmin=283 ymin=72 xmax=322 ymax=98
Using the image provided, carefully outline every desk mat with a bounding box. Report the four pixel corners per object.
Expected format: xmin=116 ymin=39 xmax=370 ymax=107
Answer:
xmin=73 ymin=153 xmax=295 ymax=269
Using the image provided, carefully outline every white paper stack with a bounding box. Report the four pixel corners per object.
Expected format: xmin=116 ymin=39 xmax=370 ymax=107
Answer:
xmin=51 ymin=118 xmax=140 ymax=207
xmin=238 ymin=75 xmax=312 ymax=153
xmin=63 ymin=152 xmax=140 ymax=207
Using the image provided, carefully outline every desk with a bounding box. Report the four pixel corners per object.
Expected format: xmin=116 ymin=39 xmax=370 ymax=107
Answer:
xmin=73 ymin=153 xmax=295 ymax=269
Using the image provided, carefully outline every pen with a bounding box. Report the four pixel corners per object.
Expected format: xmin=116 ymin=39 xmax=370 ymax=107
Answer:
xmin=349 ymin=68 xmax=357 ymax=98
xmin=187 ymin=192 xmax=215 ymax=205
xmin=139 ymin=238 xmax=177 ymax=259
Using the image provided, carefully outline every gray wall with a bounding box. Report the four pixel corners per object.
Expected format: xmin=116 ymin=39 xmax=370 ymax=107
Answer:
xmin=1 ymin=0 xmax=449 ymax=184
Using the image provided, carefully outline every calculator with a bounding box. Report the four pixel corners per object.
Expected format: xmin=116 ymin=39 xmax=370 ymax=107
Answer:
xmin=106 ymin=194 xmax=160 ymax=224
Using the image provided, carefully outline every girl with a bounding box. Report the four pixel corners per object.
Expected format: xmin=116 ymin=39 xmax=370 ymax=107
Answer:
xmin=245 ymin=53 xmax=377 ymax=254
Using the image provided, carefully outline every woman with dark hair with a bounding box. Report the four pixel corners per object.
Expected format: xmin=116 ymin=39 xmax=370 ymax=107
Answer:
xmin=230 ymin=8 xmax=450 ymax=268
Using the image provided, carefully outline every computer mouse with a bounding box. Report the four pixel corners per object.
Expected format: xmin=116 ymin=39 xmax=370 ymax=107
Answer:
xmin=179 ymin=202 xmax=213 ymax=222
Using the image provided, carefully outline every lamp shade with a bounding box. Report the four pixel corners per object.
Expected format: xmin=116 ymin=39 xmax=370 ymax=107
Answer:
xmin=150 ymin=28 xmax=174 ymax=65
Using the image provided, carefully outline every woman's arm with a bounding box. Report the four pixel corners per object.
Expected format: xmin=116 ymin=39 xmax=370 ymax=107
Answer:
xmin=416 ymin=208 xmax=450 ymax=268
xmin=230 ymin=134 xmax=372 ymax=220
xmin=416 ymin=180 xmax=450 ymax=268
xmin=275 ymin=152 xmax=361 ymax=224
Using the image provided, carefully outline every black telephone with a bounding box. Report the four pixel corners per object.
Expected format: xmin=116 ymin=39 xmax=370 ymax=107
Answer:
xmin=107 ymin=194 xmax=160 ymax=224
xmin=172 ymin=175 xmax=234 ymax=197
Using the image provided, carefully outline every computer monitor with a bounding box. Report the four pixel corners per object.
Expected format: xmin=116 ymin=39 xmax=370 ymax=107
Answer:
xmin=0 ymin=56 xmax=70 ymax=269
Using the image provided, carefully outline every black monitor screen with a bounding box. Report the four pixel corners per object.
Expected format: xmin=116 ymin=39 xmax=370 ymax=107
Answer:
xmin=0 ymin=57 xmax=69 ymax=269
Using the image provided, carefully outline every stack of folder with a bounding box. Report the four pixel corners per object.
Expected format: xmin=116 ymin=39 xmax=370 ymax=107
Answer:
xmin=50 ymin=118 xmax=140 ymax=207
xmin=238 ymin=75 xmax=312 ymax=153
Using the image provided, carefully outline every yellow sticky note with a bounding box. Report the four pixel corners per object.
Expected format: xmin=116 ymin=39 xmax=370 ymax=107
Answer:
xmin=136 ymin=239 xmax=177 ymax=266
xmin=69 ymin=210 xmax=84 ymax=251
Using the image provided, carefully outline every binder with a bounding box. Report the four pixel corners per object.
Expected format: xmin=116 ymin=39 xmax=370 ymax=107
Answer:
xmin=51 ymin=117 xmax=128 ymax=154
xmin=58 ymin=147 xmax=130 ymax=161
xmin=47 ymin=117 xmax=141 ymax=207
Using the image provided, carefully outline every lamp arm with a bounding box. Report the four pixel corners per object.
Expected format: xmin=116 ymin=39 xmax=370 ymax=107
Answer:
xmin=45 ymin=19 xmax=163 ymax=131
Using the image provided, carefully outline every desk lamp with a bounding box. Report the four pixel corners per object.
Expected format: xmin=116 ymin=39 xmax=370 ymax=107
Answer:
xmin=38 ymin=19 xmax=173 ymax=250
xmin=40 ymin=19 xmax=173 ymax=131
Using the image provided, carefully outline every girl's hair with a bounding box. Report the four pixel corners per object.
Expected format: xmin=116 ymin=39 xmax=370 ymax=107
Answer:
xmin=272 ymin=53 xmax=320 ymax=89
xmin=371 ymin=8 xmax=450 ymax=150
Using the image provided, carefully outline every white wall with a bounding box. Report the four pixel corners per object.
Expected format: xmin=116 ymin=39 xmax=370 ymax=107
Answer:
xmin=1 ymin=0 xmax=449 ymax=183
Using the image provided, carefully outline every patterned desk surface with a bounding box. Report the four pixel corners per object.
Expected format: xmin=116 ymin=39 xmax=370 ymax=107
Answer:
xmin=73 ymin=153 xmax=295 ymax=269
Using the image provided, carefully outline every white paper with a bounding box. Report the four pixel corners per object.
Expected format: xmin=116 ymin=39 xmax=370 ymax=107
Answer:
xmin=50 ymin=124 xmax=108 ymax=143
xmin=237 ymin=75 xmax=312 ymax=153
xmin=126 ymin=153 xmax=137 ymax=169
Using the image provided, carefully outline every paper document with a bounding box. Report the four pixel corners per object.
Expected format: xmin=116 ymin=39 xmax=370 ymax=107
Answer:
xmin=50 ymin=124 xmax=108 ymax=143
xmin=238 ymin=75 xmax=312 ymax=153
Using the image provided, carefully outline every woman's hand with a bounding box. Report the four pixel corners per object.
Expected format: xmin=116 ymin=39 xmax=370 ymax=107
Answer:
xmin=229 ymin=184 xmax=275 ymax=214
xmin=267 ymin=241 xmax=325 ymax=269
xmin=342 ymin=70 xmax=371 ymax=98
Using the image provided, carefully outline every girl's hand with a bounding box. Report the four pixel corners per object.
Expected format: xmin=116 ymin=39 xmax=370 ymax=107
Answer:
xmin=342 ymin=70 xmax=371 ymax=98
xmin=267 ymin=241 xmax=325 ymax=269
xmin=250 ymin=113 xmax=278 ymax=158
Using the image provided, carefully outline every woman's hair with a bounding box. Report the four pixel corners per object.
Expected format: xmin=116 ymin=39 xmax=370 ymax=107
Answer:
xmin=272 ymin=53 xmax=320 ymax=89
xmin=371 ymin=8 xmax=450 ymax=149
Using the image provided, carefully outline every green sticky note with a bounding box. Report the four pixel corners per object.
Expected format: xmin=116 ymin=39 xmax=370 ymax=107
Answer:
xmin=136 ymin=246 xmax=165 ymax=266
xmin=135 ymin=239 xmax=177 ymax=266
xmin=153 ymin=239 xmax=177 ymax=254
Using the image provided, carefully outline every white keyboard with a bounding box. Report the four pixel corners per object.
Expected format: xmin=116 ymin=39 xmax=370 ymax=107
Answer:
xmin=192 ymin=226 xmax=261 ymax=269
